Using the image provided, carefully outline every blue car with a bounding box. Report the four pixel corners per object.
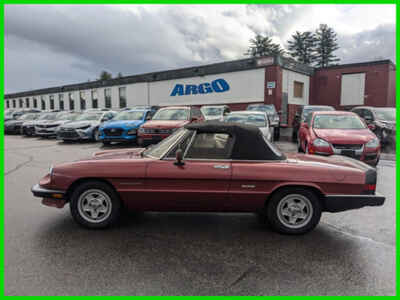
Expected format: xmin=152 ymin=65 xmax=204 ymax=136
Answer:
xmin=99 ymin=109 xmax=153 ymax=145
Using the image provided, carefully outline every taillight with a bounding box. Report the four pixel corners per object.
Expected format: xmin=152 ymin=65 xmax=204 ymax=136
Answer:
xmin=364 ymin=184 xmax=376 ymax=194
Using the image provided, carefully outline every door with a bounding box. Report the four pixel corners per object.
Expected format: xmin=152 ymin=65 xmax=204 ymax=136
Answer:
xmin=146 ymin=131 xmax=233 ymax=211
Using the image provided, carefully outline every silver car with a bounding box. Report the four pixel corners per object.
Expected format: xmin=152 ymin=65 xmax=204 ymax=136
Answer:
xmin=224 ymin=111 xmax=273 ymax=142
xmin=201 ymin=105 xmax=230 ymax=121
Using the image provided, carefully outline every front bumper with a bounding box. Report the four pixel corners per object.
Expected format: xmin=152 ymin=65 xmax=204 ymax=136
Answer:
xmin=57 ymin=128 xmax=93 ymax=140
xmin=36 ymin=127 xmax=59 ymax=137
xmin=138 ymin=133 xmax=170 ymax=144
xmin=31 ymin=184 xmax=66 ymax=198
xmin=323 ymin=193 xmax=385 ymax=212
xmin=31 ymin=184 xmax=67 ymax=208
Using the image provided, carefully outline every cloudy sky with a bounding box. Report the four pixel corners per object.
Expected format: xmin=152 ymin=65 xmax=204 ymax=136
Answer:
xmin=5 ymin=4 xmax=396 ymax=94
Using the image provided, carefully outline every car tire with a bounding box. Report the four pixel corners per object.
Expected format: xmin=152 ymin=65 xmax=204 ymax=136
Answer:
xmin=266 ymin=188 xmax=322 ymax=235
xmin=292 ymin=130 xmax=297 ymax=142
xmin=93 ymin=128 xmax=100 ymax=142
xmin=298 ymin=138 xmax=303 ymax=153
xmin=274 ymin=127 xmax=280 ymax=141
xmin=70 ymin=181 xmax=121 ymax=229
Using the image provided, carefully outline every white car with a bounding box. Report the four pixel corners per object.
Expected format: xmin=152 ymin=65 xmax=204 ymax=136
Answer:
xmin=224 ymin=111 xmax=273 ymax=142
xmin=200 ymin=105 xmax=230 ymax=121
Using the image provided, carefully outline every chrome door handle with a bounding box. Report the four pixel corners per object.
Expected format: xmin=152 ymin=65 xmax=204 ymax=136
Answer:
xmin=213 ymin=164 xmax=230 ymax=169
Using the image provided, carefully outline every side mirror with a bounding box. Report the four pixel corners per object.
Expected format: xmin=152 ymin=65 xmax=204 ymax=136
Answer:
xmin=146 ymin=115 xmax=152 ymax=120
xmin=191 ymin=117 xmax=198 ymax=122
xmin=174 ymin=149 xmax=184 ymax=166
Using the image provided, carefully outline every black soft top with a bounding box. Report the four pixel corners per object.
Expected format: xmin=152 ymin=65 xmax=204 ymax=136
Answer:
xmin=185 ymin=121 xmax=285 ymax=160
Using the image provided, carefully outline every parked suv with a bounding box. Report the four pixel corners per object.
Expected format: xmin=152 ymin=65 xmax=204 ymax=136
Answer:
xmin=246 ymin=104 xmax=280 ymax=140
xmin=99 ymin=109 xmax=154 ymax=145
xmin=292 ymin=105 xmax=335 ymax=142
xmin=351 ymin=106 xmax=395 ymax=146
xmin=138 ymin=106 xmax=204 ymax=146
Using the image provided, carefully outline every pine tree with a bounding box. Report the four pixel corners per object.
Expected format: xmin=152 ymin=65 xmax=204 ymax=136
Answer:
xmin=314 ymin=24 xmax=340 ymax=67
xmin=287 ymin=31 xmax=317 ymax=65
xmin=245 ymin=34 xmax=285 ymax=57
xmin=99 ymin=71 xmax=112 ymax=81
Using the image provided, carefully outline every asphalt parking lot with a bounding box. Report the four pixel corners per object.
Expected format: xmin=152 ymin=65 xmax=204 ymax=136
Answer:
xmin=5 ymin=135 xmax=395 ymax=296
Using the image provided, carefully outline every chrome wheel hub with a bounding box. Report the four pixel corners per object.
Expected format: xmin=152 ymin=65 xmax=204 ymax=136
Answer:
xmin=277 ymin=194 xmax=313 ymax=229
xmin=78 ymin=189 xmax=112 ymax=223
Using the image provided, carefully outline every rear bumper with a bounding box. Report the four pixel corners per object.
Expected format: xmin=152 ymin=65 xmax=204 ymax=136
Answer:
xmin=323 ymin=193 xmax=385 ymax=212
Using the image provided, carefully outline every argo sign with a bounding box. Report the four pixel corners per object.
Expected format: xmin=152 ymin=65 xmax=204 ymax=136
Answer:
xmin=170 ymin=78 xmax=230 ymax=96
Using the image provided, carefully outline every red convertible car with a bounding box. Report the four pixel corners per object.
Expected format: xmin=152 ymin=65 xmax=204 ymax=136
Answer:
xmin=32 ymin=122 xmax=384 ymax=234
xmin=298 ymin=111 xmax=380 ymax=166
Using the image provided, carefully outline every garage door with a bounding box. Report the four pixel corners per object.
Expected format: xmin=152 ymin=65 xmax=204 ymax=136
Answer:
xmin=340 ymin=73 xmax=366 ymax=106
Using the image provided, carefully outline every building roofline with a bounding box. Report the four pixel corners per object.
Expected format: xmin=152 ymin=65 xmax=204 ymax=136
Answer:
xmin=315 ymin=59 xmax=395 ymax=71
xmin=5 ymin=55 xmax=314 ymax=99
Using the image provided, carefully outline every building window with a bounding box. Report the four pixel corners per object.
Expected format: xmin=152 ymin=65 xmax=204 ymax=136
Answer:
xmin=19 ymin=98 xmax=23 ymax=108
xmin=33 ymin=98 xmax=38 ymax=108
xmin=59 ymin=94 xmax=64 ymax=110
xmin=69 ymin=93 xmax=75 ymax=110
xmin=119 ymin=87 xmax=126 ymax=108
xmin=104 ymin=88 xmax=112 ymax=108
xmin=293 ymin=81 xmax=304 ymax=98
xmin=12 ymin=99 xmax=16 ymax=108
xmin=49 ymin=95 xmax=55 ymax=110
xmin=41 ymin=96 xmax=46 ymax=110
xmin=25 ymin=98 xmax=30 ymax=108
xmin=91 ymin=90 xmax=98 ymax=109
xmin=6 ymin=100 xmax=9 ymax=108
xmin=79 ymin=91 xmax=86 ymax=110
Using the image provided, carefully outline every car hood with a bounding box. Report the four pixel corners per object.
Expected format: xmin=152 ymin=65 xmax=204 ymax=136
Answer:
xmin=62 ymin=121 xmax=98 ymax=128
xmin=286 ymin=153 xmax=372 ymax=172
xmin=140 ymin=120 xmax=189 ymax=129
xmin=37 ymin=120 xmax=69 ymax=126
xmin=313 ymin=128 xmax=375 ymax=144
xmin=90 ymin=148 xmax=146 ymax=160
xmin=22 ymin=120 xmax=37 ymax=126
xmin=102 ymin=120 xmax=143 ymax=129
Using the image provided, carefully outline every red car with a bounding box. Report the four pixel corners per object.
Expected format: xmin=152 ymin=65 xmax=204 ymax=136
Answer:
xmin=137 ymin=106 xmax=204 ymax=146
xmin=31 ymin=122 xmax=384 ymax=234
xmin=298 ymin=111 xmax=380 ymax=166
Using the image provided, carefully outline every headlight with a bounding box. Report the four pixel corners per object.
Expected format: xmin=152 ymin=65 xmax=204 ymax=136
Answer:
xmin=138 ymin=128 xmax=145 ymax=134
xmin=313 ymin=138 xmax=330 ymax=147
xmin=366 ymin=138 xmax=379 ymax=148
xmin=127 ymin=128 xmax=137 ymax=135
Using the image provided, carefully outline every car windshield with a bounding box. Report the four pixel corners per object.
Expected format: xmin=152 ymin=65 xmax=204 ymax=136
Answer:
xmin=113 ymin=111 xmax=144 ymax=121
xmin=57 ymin=113 xmax=79 ymax=121
xmin=75 ymin=112 xmax=103 ymax=121
xmin=20 ymin=113 xmax=38 ymax=120
xmin=247 ymin=105 xmax=276 ymax=115
xmin=143 ymin=128 xmax=186 ymax=158
xmin=313 ymin=115 xmax=366 ymax=129
xmin=201 ymin=107 xmax=223 ymax=116
xmin=302 ymin=106 xmax=334 ymax=121
xmin=226 ymin=113 xmax=266 ymax=127
xmin=38 ymin=113 xmax=57 ymax=120
xmin=152 ymin=109 xmax=189 ymax=121
xmin=374 ymin=108 xmax=395 ymax=121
